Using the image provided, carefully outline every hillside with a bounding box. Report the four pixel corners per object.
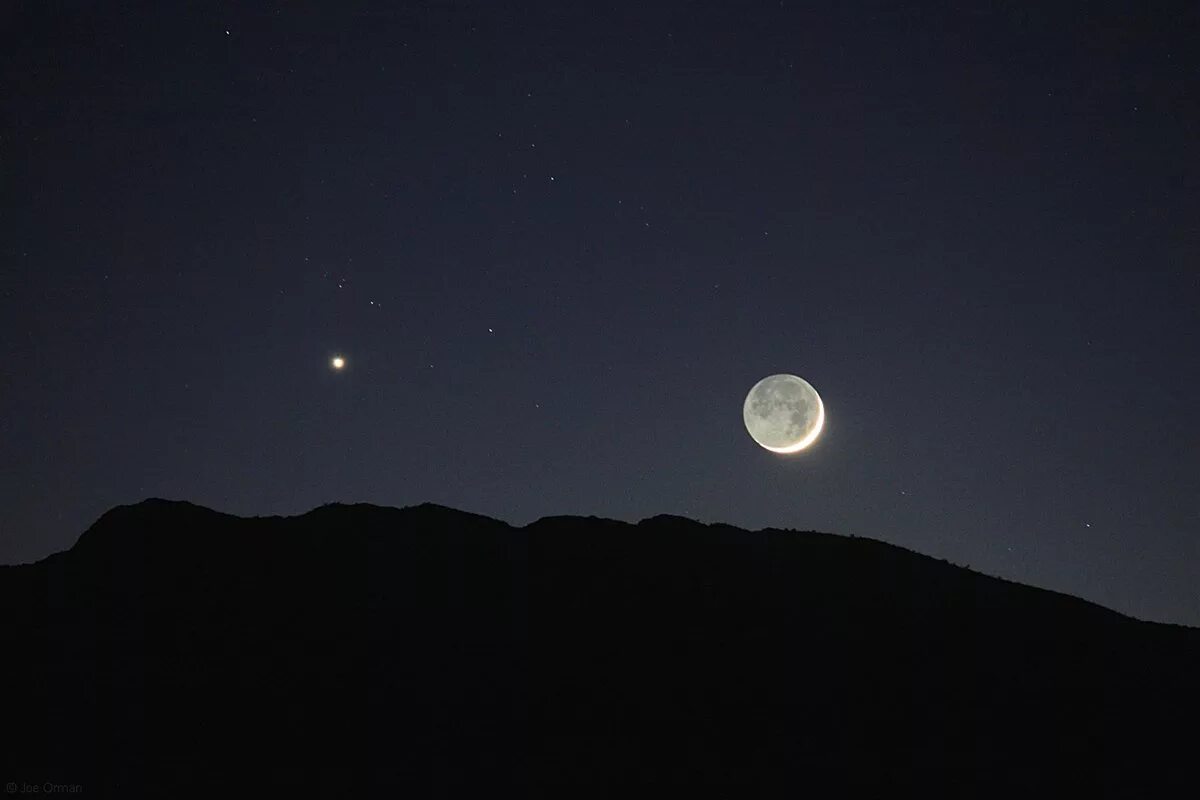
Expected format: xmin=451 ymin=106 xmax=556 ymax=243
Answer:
xmin=2 ymin=499 xmax=1196 ymax=797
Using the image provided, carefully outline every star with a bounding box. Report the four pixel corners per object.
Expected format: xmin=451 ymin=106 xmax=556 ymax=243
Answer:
xmin=331 ymin=356 xmax=346 ymax=370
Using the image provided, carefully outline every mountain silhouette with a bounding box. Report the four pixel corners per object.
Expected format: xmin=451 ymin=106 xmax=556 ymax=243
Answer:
xmin=2 ymin=499 xmax=1196 ymax=797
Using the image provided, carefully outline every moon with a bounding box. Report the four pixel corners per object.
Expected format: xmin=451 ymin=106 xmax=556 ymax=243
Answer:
xmin=743 ymin=374 xmax=825 ymax=453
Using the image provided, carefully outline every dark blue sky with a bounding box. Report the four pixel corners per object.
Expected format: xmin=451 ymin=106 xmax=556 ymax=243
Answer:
xmin=3 ymin=1 xmax=1197 ymax=624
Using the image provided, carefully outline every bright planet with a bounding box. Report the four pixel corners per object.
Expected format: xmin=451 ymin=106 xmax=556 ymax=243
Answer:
xmin=742 ymin=373 xmax=825 ymax=453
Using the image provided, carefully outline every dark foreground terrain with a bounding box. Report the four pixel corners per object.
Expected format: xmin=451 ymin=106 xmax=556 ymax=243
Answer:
xmin=2 ymin=499 xmax=1197 ymax=797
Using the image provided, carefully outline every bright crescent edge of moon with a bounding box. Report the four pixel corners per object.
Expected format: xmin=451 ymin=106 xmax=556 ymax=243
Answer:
xmin=759 ymin=388 xmax=825 ymax=453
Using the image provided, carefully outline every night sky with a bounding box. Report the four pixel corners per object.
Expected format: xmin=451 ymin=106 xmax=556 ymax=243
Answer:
xmin=3 ymin=2 xmax=1197 ymax=625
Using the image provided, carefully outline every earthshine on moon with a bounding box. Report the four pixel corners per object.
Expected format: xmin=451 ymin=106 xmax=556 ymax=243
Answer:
xmin=743 ymin=374 xmax=825 ymax=453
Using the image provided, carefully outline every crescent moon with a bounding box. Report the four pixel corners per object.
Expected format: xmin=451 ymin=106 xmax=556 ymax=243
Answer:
xmin=743 ymin=374 xmax=825 ymax=453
